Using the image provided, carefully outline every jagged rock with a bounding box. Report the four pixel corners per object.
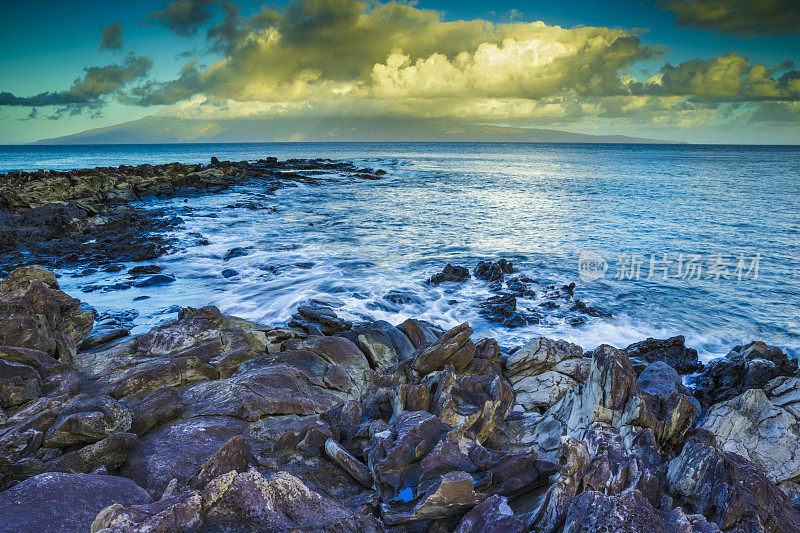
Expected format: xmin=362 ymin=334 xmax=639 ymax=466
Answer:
xmin=382 ymin=470 xmax=487 ymax=524
xmin=478 ymin=294 xmax=516 ymax=322
xmin=504 ymin=337 xmax=589 ymax=413
xmin=399 ymin=318 xmax=442 ymax=349
xmin=625 ymin=335 xmax=700 ymax=374
xmin=119 ymin=416 xmax=249 ymax=498
xmin=0 ymin=359 xmax=41 ymax=408
xmin=357 ymin=329 xmax=402 ymax=371
xmin=700 ymin=387 xmax=800 ymax=484
xmin=43 ymin=394 xmax=132 ymax=447
xmin=289 ymin=302 xmax=352 ymax=335
xmin=424 ymin=365 xmax=513 ymax=443
xmin=412 ymin=323 xmax=475 ymax=375
xmin=130 ymin=387 xmax=182 ymax=435
xmin=189 ymin=435 xmax=254 ymax=489
xmin=0 ymin=473 xmax=151 ymax=533
xmin=561 ymin=490 xmax=717 ymax=533
xmin=635 ymin=361 xmax=699 ymax=450
xmin=73 ymin=305 xmax=268 ymax=401
xmin=690 ymin=340 xmax=798 ymax=410
xmin=0 ymin=266 xmax=94 ymax=361
xmin=427 ymin=264 xmax=470 ymax=285
xmin=569 ymin=299 xmax=612 ymax=319
xmin=325 ymin=438 xmax=373 ymax=487
xmin=94 ymin=470 xmax=383 ymax=532
xmin=667 ymin=431 xmax=800 ymax=531
xmin=474 ymin=260 xmax=513 ymax=282
xmin=48 ymin=432 xmax=138 ymax=475
xmin=454 ymin=495 xmax=525 ymax=533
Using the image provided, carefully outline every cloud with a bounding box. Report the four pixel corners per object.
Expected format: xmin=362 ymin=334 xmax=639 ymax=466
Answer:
xmin=148 ymin=0 xmax=219 ymax=36
xmin=3 ymin=0 xmax=799 ymax=130
xmin=127 ymin=0 xmax=799 ymax=128
xmin=100 ymin=22 xmax=124 ymax=50
xmin=657 ymin=0 xmax=800 ymax=37
xmin=0 ymin=54 xmax=152 ymax=117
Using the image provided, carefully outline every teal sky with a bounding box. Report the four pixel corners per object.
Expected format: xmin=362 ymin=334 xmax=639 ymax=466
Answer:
xmin=1 ymin=0 xmax=799 ymax=144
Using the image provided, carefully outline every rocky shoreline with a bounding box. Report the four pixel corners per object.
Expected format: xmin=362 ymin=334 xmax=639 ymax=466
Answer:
xmin=1 ymin=263 xmax=799 ymax=532
xmin=0 ymin=158 xmax=386 ymax=272
xmin=2 ymin=158 xmax=799 ymax=532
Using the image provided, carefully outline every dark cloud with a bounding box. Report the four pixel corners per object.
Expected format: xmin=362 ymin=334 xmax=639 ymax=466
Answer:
xmin=100 ymin=22 xmax=124 ymax=50
xmin=148 ymin=0 xmax=219 ymax=36
xmin=0 ymin=54 xmax=152 ymax=117
xmin=124 ymin=60 xmax=202 ymax=105
xmin=657 ymin=0 xmax=800 ymax=37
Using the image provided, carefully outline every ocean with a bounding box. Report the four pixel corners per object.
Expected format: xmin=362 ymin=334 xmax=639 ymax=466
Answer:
xmin=2 ymin=142 xmax=799 ymax=360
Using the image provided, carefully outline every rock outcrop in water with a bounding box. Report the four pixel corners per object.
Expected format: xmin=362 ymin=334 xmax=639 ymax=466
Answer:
xmin=0 ymin=158 xmax=387 ymax=272
xmin=1 ymin=265 xmax=798 ymax=532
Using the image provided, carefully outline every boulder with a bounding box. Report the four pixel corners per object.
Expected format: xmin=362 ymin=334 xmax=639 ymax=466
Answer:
xmin=92 ymin=471 xmax=383 ymax=533
xmin=43 ymin=395 xmax=132 ymax=447
xmin=504 ymin=337 xmax=589 ymax=413
xmin=119 ymin=416 xmax=249 ymax=498
xmin=667 ymin=431 xmax=800 ymax=531
xmin=624 ymin=335 xmax=701 ymax=374
xmin=412 ymin=323 xmax=475 ymax=375
xmin=454 ymin=495 xmax=525 ymax=533
xmin=700 ymin=387 xmax=800 ymax=484
xmin=0 ymin=473 xmax=150 ymax=533
xmin=0 ymin=266 xmax=94 ymax=360
xmin=427 ymin=264 xmax=470 ymax=285
xmin=690 ymin=341 xmax=797 ymax=410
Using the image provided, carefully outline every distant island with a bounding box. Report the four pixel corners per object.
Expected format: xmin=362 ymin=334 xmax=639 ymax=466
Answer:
xmin=33 ymin=115 xmax=678 ymax=144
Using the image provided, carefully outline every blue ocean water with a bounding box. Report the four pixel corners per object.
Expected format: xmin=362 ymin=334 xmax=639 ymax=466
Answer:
xmin=2 ymin=142 xmax=799 ymax=360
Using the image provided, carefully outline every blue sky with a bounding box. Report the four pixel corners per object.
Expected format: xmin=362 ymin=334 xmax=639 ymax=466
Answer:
xmin=1 ymin=0 xmax=799 ymax=143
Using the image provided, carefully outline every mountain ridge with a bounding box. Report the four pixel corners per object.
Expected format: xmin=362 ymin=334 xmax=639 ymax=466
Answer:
xmin=33 ymin=116 xmax=680 ymax=145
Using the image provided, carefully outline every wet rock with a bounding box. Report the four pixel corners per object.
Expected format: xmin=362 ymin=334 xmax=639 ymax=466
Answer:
xmin=222 ymin=247 xmax=249 ymax=260
xmin=474 ymin=259 xmax=514 ymax=282
xmin=399 ymin=318 xmax=442 ymax=349
xmin=412 ymin=323 xmax=476 ymax=375
xmin=290 ymin=301 xmax=352 ymax=335
xmin=504 ymin=337 xmax=589 ymax=413
xmin=132 ymin=274 xmax=175 ymax=288
xmin=426 ymin=263 xmax=470 ymax=285
xmin=668 ymin=431 xmax=800 ymax=531
xmin=690 ymin=340 xmax=798 ymax=410
xmin=0 ymin=473 xmax=151 ymax=533
xmin=700 ymin=387 xmax=800 ymax=484
xmin=478 ymin=294 xmax=516 ymax=322
xmin=221 ymin=268 xmax=238 ymax=278
xmin=0 ymin=266 xmax=94 ymax=360
xmin=569 ymin=299 xmax=611 ymax=318
xmin=127 ymin=265 xmax=162 ymax=276
xmin=454 ymin=495 xmax=525 ymax=533
xmin=79 ymin=327 xmax=130 ymax=351
xmin=625 ymin=335 xmax=700 ymax=374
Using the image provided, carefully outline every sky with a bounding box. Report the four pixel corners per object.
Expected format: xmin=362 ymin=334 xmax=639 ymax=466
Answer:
xmin=0 ymin=0 xmax=799 ymax=144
